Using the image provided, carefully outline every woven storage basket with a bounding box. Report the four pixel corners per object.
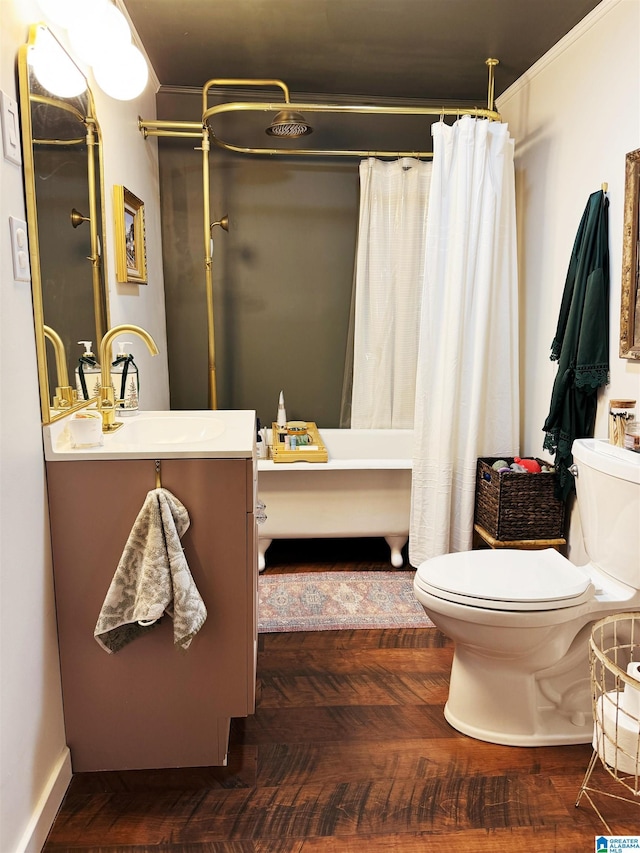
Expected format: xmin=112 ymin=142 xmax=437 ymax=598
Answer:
xmin=475 ymin=457 xmax=566 ymax=541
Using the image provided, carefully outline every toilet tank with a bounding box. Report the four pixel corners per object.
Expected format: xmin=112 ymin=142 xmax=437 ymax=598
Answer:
xmin=572 ymin=438 xmax=640 ymax=586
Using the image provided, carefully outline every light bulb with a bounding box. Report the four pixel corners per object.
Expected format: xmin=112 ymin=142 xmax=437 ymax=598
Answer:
xmin=93 ymin=43 xmax=148 ymax=100
xmin=36 ymin=0 xmax=84 ymax=28
xmin=30 ymin=27 xmax=87 ymax=98
xmin=68 ymin=3 xmax=131 ymax=67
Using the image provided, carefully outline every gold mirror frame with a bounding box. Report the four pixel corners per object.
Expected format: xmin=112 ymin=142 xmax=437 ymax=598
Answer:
xmin=18 ymin=24 xmax=109 ymax=423
xmin=620 ymin=147 xmax=640 ymax=359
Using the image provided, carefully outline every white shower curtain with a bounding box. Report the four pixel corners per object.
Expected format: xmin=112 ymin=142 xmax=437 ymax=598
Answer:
xmin=350 ymin=157 xmax=432 ymax=428
xmin=409 ymin=117 xmax=519 ymax=565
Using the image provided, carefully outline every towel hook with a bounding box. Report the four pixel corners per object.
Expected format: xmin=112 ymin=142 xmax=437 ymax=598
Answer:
xmin=155 ymin=459 xmax=162 ymax=489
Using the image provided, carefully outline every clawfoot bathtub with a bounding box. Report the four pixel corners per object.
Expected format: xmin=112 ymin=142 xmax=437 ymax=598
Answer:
xmin=257 ymin=428 xmax=413 ymax=571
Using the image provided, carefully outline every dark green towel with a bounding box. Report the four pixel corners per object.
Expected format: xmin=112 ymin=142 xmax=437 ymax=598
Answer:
xmin=543 ymin=190 xmax=609 ymax=500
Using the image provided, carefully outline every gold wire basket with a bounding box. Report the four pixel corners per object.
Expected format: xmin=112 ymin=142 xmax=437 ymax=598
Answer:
xmin=576 ymin=612 xmax=640 ymax=832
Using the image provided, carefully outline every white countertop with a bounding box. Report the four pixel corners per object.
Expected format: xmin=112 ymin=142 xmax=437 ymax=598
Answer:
xmin=43 ymin=410 xmax=256 ymax=461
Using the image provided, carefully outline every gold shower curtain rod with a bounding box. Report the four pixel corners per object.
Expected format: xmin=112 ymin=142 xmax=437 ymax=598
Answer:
xmin=140 ymin=99 xmax=502 ymax=159
xmin=139 ymin=59 xmax=501 ymax=159
xmin=138 ymin=60 xmax=500 ymax=409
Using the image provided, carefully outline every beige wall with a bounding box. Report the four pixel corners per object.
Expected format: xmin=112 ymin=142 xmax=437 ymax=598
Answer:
xmin=0 ymin=2 xmax=168 ymax=850
xmin=497 ymin=0 xmax=640 ymax=560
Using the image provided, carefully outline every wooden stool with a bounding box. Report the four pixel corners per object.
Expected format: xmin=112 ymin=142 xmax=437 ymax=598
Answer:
xmin=473 ymin=523 xmax=566 ymax=554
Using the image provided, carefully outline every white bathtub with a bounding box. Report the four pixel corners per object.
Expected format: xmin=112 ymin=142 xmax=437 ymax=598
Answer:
xmin=257 ymin=428 xmax=413 ymax=571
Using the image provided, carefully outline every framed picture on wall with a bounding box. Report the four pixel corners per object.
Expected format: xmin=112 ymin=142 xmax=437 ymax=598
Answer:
xmin=620 ymin=148 xmax=640 ymax=359
xmin=114 ymin=185 xmax=147 ymax=284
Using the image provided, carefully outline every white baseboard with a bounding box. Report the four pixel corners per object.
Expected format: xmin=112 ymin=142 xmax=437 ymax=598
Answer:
xmin=16 ymin=746 xmax=72 ymax=853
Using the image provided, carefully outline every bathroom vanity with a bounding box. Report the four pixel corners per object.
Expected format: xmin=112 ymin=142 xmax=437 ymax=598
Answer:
xmin=43 ymin=411 xmax=257 ymax=771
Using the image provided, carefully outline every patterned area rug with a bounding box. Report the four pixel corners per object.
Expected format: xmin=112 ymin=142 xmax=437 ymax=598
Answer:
xmin=258 ymin=571 xmax=435 ymax=633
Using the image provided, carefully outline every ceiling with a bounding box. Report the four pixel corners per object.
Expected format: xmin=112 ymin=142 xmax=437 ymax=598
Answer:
xmin=122 ymin=0 xmax=602 ymax=104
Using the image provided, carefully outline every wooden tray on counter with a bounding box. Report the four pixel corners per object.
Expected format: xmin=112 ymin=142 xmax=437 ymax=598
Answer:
xmin=270 ymin=422 xmax=328 ymax=463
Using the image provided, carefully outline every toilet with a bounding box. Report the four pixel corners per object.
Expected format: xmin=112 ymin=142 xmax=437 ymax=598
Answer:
xmin=413 ymin=438 xmax=640 ymax=746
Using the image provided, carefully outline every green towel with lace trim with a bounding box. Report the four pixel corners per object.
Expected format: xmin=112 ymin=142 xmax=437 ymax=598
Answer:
xmin=543 ymin=189 xmax=609 ymax=501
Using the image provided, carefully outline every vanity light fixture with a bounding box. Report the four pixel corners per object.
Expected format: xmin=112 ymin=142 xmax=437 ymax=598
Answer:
xmin=29 ymin=25 xmax=86 ymax=98
xmin=93 ymin=43 xmax=148 ymax=100
xmin=67 ymin=1 xmax=129 ymax=66
xmin=36 ymin=0 xmax=102 ymax=29
xmin=36 ymin=0 xmax=149 ymax=101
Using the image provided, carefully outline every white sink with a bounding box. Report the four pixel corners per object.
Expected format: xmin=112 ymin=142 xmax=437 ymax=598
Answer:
xmin=108 ymin=414 xmax=226 ymax=446
xmin=43 ymin=409 xmax=256 ymax=461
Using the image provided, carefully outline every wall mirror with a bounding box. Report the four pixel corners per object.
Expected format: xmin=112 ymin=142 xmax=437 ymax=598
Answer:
xmin=18 ymin=24 xmax=109 ymax=423
xmin=620 ymin=147 xmax=640 ymax=359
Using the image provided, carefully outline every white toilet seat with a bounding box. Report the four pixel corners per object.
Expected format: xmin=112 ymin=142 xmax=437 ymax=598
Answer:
xmin=415 ymin=548 xmax=595 ymax=612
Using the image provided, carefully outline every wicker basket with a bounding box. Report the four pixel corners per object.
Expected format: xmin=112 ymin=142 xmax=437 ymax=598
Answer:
xmin=575 ymin=612 xmax=640 ymax=831
xmin=474 ymin=457 xmax=566 ymax=541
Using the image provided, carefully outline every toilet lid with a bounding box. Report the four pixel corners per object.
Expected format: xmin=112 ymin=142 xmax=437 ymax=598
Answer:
xmin=415 ymin=548 xmax=595 ymax=611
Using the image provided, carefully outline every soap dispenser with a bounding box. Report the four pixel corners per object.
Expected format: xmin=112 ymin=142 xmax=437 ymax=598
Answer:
xmin=75 ymin=341 xmax=101 ymax=400
xmin=111 ymin=341 xmax=139 ymax=415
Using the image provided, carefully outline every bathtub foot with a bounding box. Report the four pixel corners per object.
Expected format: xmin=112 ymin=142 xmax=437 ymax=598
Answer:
xmin=385 ymin=535 xmax=408 ymax=568
xmin=258 ymin=538 xmax=272 ymax=573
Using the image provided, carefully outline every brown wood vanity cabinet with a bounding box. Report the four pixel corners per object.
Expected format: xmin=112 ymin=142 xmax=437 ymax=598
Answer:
xmin=46 ymin=456 xmax=257 ymax=771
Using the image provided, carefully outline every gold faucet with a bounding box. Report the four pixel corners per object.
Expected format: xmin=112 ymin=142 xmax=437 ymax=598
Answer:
xmin=43 ymin=325 xmax=77 ymax=410
xmin=97 ymin=324 xmax=159 ymax=432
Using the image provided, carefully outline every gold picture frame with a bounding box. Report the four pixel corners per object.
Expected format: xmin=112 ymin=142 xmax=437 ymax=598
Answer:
xmin=114 ymin=185 xmax=147 ymax=284
xmin=620 ymin=148 xmax=640 ymax=359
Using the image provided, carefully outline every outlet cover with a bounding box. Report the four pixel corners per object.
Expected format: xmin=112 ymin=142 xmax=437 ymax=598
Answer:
xmin=1 ymin=91 xmax=21 ymax=166
xmin=9 ymin=216 xmax=31 ymax=282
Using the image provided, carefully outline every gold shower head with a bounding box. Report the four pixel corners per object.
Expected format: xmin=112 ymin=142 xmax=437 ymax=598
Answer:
xmin=265 ymin=109 xmax=313 ymax=138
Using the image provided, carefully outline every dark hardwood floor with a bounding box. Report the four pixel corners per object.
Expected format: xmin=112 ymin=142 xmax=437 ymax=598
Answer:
xmin=43 ymin=539 xmax=638 ymax=851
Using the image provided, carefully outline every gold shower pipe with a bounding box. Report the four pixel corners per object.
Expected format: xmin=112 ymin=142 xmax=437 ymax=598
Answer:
xmin=202 ymin=130 xmax=217 ymax=409
xmin=140 ymin=62 xmax=501 ymax=410
xmin=201 ymin=78 xmax=292 ymax=115
xmin=140 ymin=60 xmax=502 ymax=157
xmin=204 ymin=100 xmax=500 ymax=123
xmin=486 ymin=58 xmax=499 ymax=112
xmin=138 ymin=119 xmax=202 ymax=138
xmin=140 ymin=101 xmax=502 ymax=157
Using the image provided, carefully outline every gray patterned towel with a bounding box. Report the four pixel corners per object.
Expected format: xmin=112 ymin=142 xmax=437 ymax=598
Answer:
xmin=94 ymin=488 xmax=207 ymax=653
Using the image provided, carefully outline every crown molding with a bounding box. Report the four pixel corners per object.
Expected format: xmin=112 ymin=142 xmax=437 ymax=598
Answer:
xmin=497 ymin=0 xmax=623 ymax=110
xmin=157 ymin=84 xmax=478 ymax=110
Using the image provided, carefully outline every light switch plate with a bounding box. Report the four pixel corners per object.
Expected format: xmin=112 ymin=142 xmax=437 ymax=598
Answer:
xmin=9 ymin=216 xmax=31 ymax=282
xmin=1 ymin=91 xmax=22 ymax=166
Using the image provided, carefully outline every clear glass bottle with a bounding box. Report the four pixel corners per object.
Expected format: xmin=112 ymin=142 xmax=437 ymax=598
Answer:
xmin=110 ymin=341 xmax=139 ymax=416
xmin=609 ymin=399 xmax=636 ymax=447
xmin=75 ymin=341 xmax=101 ymax=400
xmin=624 ymin=422 xmax=640 ymax=453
